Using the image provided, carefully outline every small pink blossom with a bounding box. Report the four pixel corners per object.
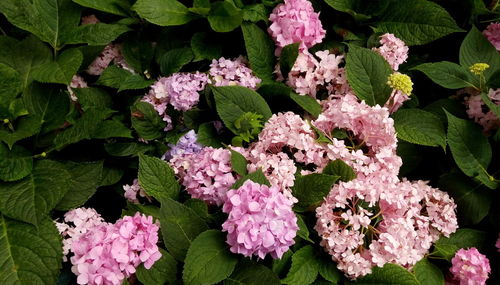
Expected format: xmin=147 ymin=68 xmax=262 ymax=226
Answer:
xmin=222 ymin=180 xmax=298 ymax=259
xmin=122 ymin=179 xmax=149 ymax=204
xmin=496 ymin=234 xmax=500 ymax=252
xmin=372 ymin=33 xmax=409 ymax=71
xmin=450 ymin=248 xmax=490 ymax=285
xmin=209 ymin=56 xmax=261 ymax=89
xmin=465 ymin=88 xmax=500 ymax=132
xmin=483 ymin=22 xmax=500 ymax=51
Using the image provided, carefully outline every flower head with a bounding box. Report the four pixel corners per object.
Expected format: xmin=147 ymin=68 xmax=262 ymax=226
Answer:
xmin=483 ymin=22 xmax=500 ymax=51
xmin=372 ymin=33 xmax=409 ymax=71
xmin=123 ymin=179 xmax=148 ymax=204
xmin=222 ymin=180 xmax=298 ymax=259
xmin=387 ymin=72 xmax=413 ymax=95
xmin=469 ymin=63 xmax=490 ymax=76
xmin=450 ymin=248 xmax=490 ymax=285
xmin=162 ymin=130 xmax=203 ymax=161
xmin=164 ymin=72 xmax=208 ymax=111
xmin=209 ymin=57 xmax=261 ymax=89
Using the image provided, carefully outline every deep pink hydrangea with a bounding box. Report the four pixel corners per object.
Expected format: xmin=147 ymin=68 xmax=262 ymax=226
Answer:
xmin=222 ymin=180 xmax=298 ymax=259
xmin=122 ymin=179 xmax=149 ymax=204
xmin=315 ymin=179 xmax=458 ymax=279
xmin=67 ymin=75 xmax=88 ymax=101
xmin=450 ymin=248 xmax=491 ymax=285
xmin=483 ymin=22 xmax=500 ymax=51
xmin=373 ymin=33 xmax=409 ymax=71
xmin=465 ymin=88 xmax=500 ymax=132
xmin=268 ymin=0 xmax=326 ymax=55
xmin=170 ymin=147 xmax=238 ymax=206
xmin=70 ymin=212 xmax=161 ymax=285
xmin=209 ymin=56 xmax=261 ymax=89
xmin=496 ymin=234 xmax=500 ymax=252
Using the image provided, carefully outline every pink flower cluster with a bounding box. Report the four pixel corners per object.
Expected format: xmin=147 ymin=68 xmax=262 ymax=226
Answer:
xmin=450 ymin=248 xmax=491 ymax=285
xmin=208 ymin=56 xmax=261 ymax=89
xmin=372 ymin=33 xmax=409 ymax=71
xmin=222 ymin=180 xmax=298 ymax=259
xmin=70 ymin=212 xmax=161 ymax=285
xmin=315 ymin=179 xmax=458 ymax=279
xmin=496 ymin=234 xmax=500 ymax=252
xmin=268 ymin=0 xmax=325 ymax=55
xmin=122 ymin=179 xmax=149 ymax=204
xmin=68 ymin=75 xmax=88 ymax=101
xmin=465 ymin=88 xmax=500 ymax=132
xmin=87 ymin=44 xmax=133 ymax=76
xmin=483 ymin=22 xmax=500 ymax=51
xmin=170 ymin=147 xmax=238 ymax=206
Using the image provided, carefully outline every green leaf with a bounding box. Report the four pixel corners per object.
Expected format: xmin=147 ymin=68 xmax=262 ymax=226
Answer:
xmin=183 ymin=230 xmax=238 ymax=285
xmin=96 ymin=65 xmax=152 ymax=91
xmin=72 ymin=0 xmax=131 ymax=16
xmin=197 ymin=122 xmax=223 ymax=147
xmin=136 ymin=249 xmax=177 ymax=285
xmin=232 ymin=169 xmax=271 ymax=189
xmin=131 ymin=101 xmax=166 ymax=140
xmin=272 ymin=250 xmax=293 ymax=277
xmin=208 ymin=1 xmax=243 ymax=33
xmin=346 ymin=45 xmax=393 ymax=106
xmin=324 ymin=0 xmax=372 ymax=21
xmin=184 ymin=199 xmax=209 ymax=219
xmin=105 ymin=142 xmax=154 ymax=157
xmin=292 ymin=174 xmax=339 ymax=212
xmin=392 ymin=108 xmax=446 ymax=149
xmin=279 ymin=43 xmax=300 ymax=77
xmin=121 ymin=38 xmax=155 ymax=73
xmin=413 ymin=258 xmax=444 ymax=285
xmin=282 ymin=246 xmax=319 ymax=285
xmin=212 ymin=86 xmax=272 ymax=135
xmin=0 ymin=160 xmax=71 ymax=227
xmin=296 ymin=214 xmax=313 ymax=243
xmin=438 ymin=173 xmax=491 ymax=225
xmin=481 ymin=92 xmax=500 ymax=117
xmin=160 ymin=197 xmax=209 ymax=261
xmin=289 ymin=92 xmax=322 ymax=117
xmin=230 ymin=149 xmax=248 ymax=176
xmin=191 ymin=32 xmax=223 ymax=62
xmin=99 ymin=167 xmax=123 ymax=187
xmin=23 ymin=82 xmax=69 ymax=133
xmin=32 ymin=48 xmax=83 ymax=85
xmin=0 ymin=63 xmax=22 ymax=117
xmin=374 ymin=0 xmax=463 ymax=46
xmin=318 ymin=257 xmax=341 ymax=284
xmin=355 ymin=263 xmax=418 ymax=284
xmin=412 ymin=62 xmax=477 ymax=89
xmin=133 ymin=0 xmax=194 ymax=26
xmin=160 ymin=48 xmax=194 ymax=76
xmin=432 ymin=229 xmax=486 ymax=260
xmin=242 ymin=4 xmax=268 ymax=24
xmin=0 ymin=115 xmax=42 ymax=149
xmin=139 ymin=154 xmax=180 ymax=201
xmin=445 ymin=111 xmax=497 ymax=189
xmin=241 ymin=22 xmax=276 ymax=83
xmin=323 ymin=159 xmax=357 ymax=182
xmin=459 ymin=26 xmax=500 ymax=81
xmin=225 ymin=261 xmax=281 ymax=285
xmin=0 ymin=144 xmax=32 ymax=182
xmin=64 ymin=23 xmax=130 ymax=46
xmin=92 ymin=119 xmax=133 ymax=139
xmin=55 ymin=161 xmax=104 ymax=210
xmin=0 ymin=0 xmax=81 ymax=50
xmin=74 ymin=87 xmax=112 ymax=111
xmin=0 ymin=214 xmax=62 ymax=285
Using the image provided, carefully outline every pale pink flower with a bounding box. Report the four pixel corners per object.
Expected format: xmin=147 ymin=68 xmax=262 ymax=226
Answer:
xmin=450 ymin=248 xmax=490 ymax=285
xmin=208 ymin=56 xmax=261 ymax=89
xmin=122 ymin=179 xmax=149 ymax=204
xmin=483 ymin=22 xmax=500 ymax=51
xmin=67 ymin=75 xmax=88 ymax=101
xmin=465 ymin=88 xmax=500 ymax=132
xmin=496 ymin=234 xmax=500 ymax=252
xmin=372 ymin=33 xmax=409 ymax=71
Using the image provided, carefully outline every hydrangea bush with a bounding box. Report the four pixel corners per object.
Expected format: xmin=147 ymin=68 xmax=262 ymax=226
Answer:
xmin=0 ymin=0 xmax=499 ymax=284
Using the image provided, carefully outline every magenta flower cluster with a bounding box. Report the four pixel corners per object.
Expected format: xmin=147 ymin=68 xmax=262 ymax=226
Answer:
xmin=450 ymin=248 xmax=491 ymax=285
xmin=222 ymin=180 xmax=298 ymax=259
xmin=483 ymin=22 xmax=500 ymax=51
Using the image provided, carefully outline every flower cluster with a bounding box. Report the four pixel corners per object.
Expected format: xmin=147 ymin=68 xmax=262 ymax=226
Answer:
xmin=162 ymin=130 xmax=203 ymax=161
xmin=268 ymin=0 xmax=325 ymax=55
xmin=208 ymin=56 xmax=261 ymax=89
xmin=222 ymin=180 xmax=298 ymax=259
xmin=372 ymin=33 xmax=409 ymax=71
xmin=450 ymin=248 xmax=491 ymax=285
xmin=122 ymin=179 xmax=149 ymax=204
xmin=465 ymin=88 xmax=500 ymax=132
xmin=68 ymin=75 xmax=88 ymax=101
xmin=483 ymin=22 xmax=500 ymax=51
xmin=496 ymin=234 xmax=500 ymax=252
xmin=87 ymin=44 xmax=133 ymax=76
xmin=68 ymin=212 xmax=161 ymax=285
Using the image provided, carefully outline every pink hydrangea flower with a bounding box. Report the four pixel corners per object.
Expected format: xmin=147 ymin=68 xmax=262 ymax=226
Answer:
xmin=67 ymin=75 xmax=88 ymax=101
xmin=483 ymin=22 xmax=500 ymax=51
xmin=70 ymin=212 xmax=161 ymax=285
xmin=450 ymin=248 xmax=490 ymax=285
xmin=496 ymin=234 xmax=500 ymax=252
xmin=122 ymin=179 xmax=149 ymax=204
xmin=268 ymin=0 xmax=326 ymax=55
xmin=209 ymin=56 xmax=261 ymax=89
xmin=170 ymin=147 xmax=238 ymax=206
xmin=81 ymin=15 xmax=100 ymax=25
xmin=372 ymin=33 xmax=409 ymax=71
xmin=87 ymin=44 xmax=135 ymax=76
xmin=222 ymin=180 xmax=298 ymax=259
xmin=165 ymin=72 xmax=208 ymax=111
xmin=465 ymin=88 xmax=500 ymax=132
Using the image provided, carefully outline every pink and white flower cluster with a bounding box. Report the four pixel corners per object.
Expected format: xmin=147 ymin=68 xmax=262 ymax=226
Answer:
xmin=465 ymin=88 xmax=500 ymax=132
xmin=222 ymin=180 xmax=298 ymax=259
xmin=57 ymin=209 xmax=161 ymax=285
xmin=450 ymin=248 xmax=491 ymax=285
xmin=208 ymin=56 xmax=262 ymax=89
xmin=122 ymin=179 xmax=149 ymax=204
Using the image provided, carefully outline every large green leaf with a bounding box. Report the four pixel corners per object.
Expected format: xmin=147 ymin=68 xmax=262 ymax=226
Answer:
xmin=445 ymin=111 xmax=497 ymax=189
xmin=355 ymin=263 xmax=419 ymax=284
xmin=346 ymin=45 xmax=393 ymax=106
xmin=207 ymin=1 xmax=243 ymax=33
xmin=131 ymin=101 xmax=166 ymax=140
xmin=374 ymin=0 xmax=463 ymax=46
xmin=136 ymin=249 xmax=178 ymax=285
xmin=289 ymin=92 xmax=322 ymax=118
xmin=459 ymin=26 xmax=500 ymax=81
xmin=63 ymin=23 xmax=131 ymax=46
xmin=323 ymin=159 xmax=357 ymax=182
xmin=232 ymin=169 xmax=271 ymax=189
xmin=324 ymin=0 xmax=375 ymax=21
xmin=133 ymin=0 xmax=195 ymax=26
xmin=55 ymin=161 xmax=104 ymax=210
xmin=96 ymin=65 xmax=152 ymax=91
xmin=212 ymin=86 xmax=272 ymax=135
xmin=0 ymin=144 xmax=32 ymax=182
xmin=0 ymin=115 xmax=42 ymax=149
xmin=282 ymin=246 xmax=319 ymax=285
xmin=0 ymin=215 xmax=62 ymax=285
xmin=413 ymin=258 xmax=444 ymax=285
xmin=32 ymin=48 xmax=83 ymax=85
xmin=225 ymin=261 xmax=281 ymax=285
xmin=412 ymin=62 xmax=477 ymax=89
xmin=392 ymin=108 xmax=446 ymax=149
xmin=0 ymin=63 xmax=23 ymax=118
xmin=183 ymin=230 xmax=238 ymax=285
xmin=432 ymin=229 xmax=486 ymax=260
xmin=191 ymin=32 xmax=223 ymax=62
xmin=138 ymin=154 xmax=180 ymax=201
xmin=292 ymin=174 xmax=339 ymax=212
xmin=0 ymin=160 xmax=71 ymax=227
xmin=159 ymin=48 xmax=194 ymax=76
xmin=160 ymin=198 xmax=208 ymax=261
xmin=72 ymin=0 xmax=132 ymax=16
xmin=241 ymin=22 xmax=276 ymax=83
